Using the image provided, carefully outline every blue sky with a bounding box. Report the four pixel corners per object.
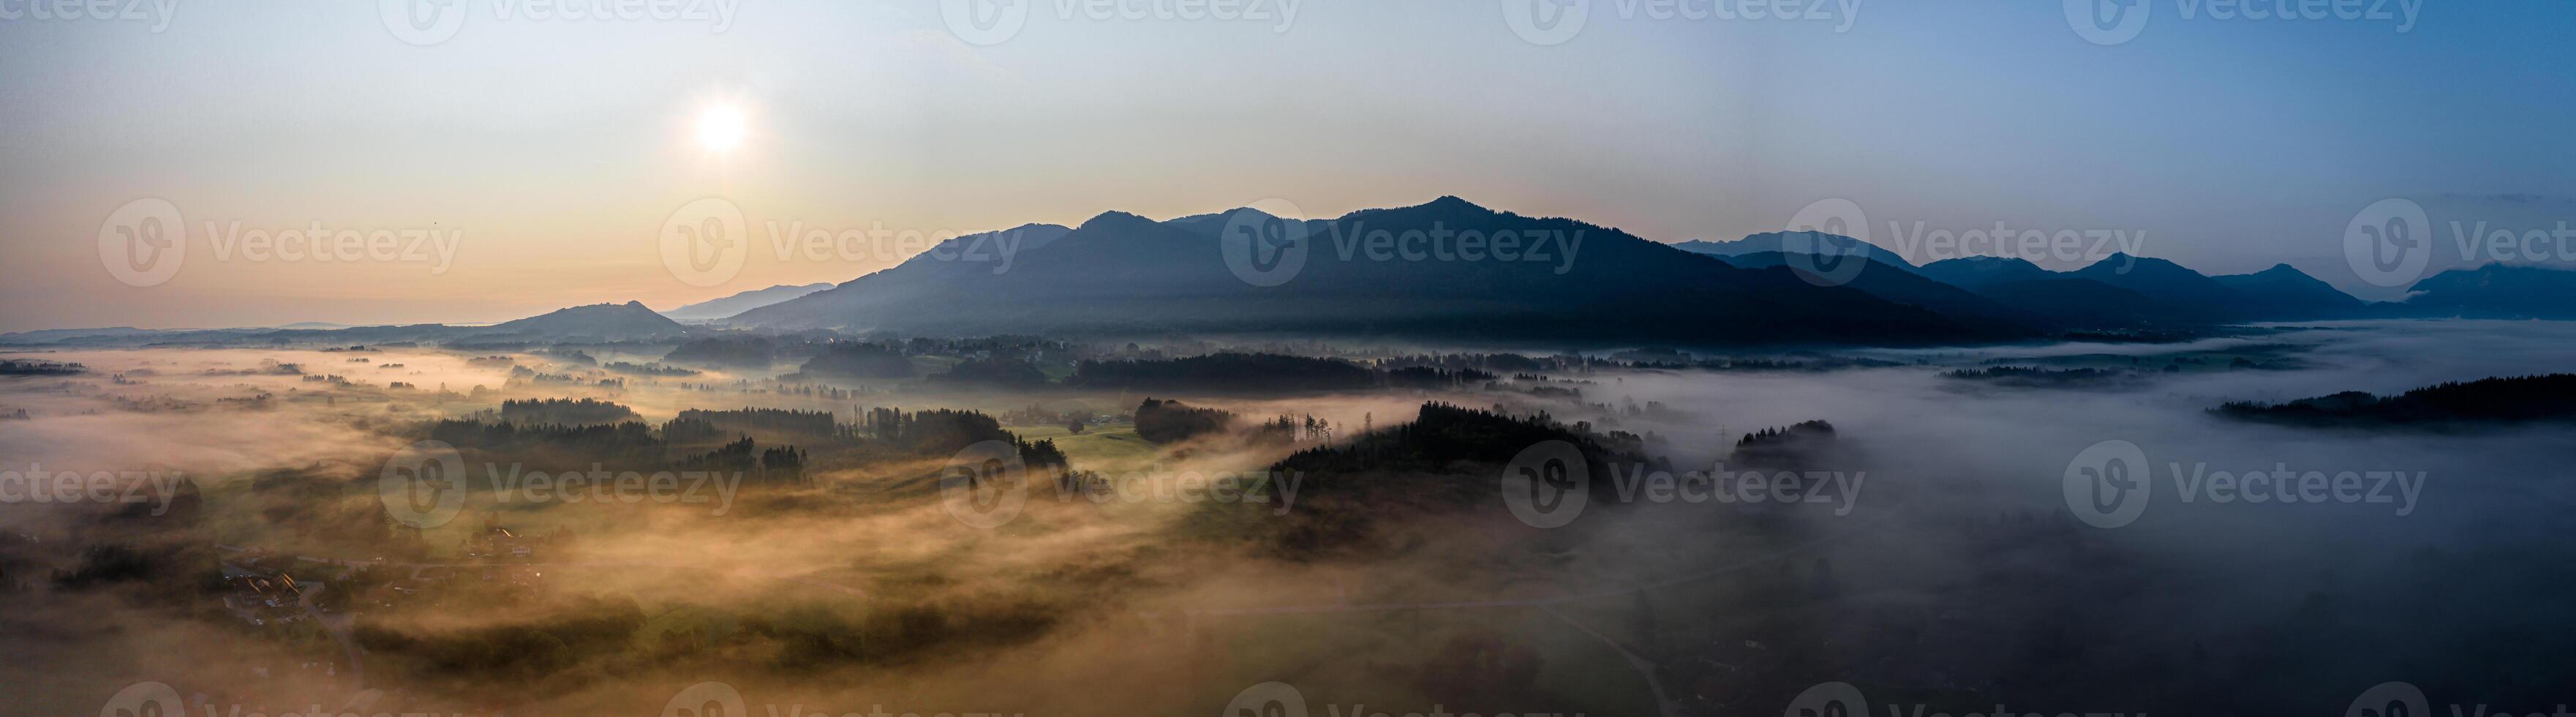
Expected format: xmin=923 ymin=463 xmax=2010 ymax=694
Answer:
xmin=0 ymin=0 xmax=2569 ymax=330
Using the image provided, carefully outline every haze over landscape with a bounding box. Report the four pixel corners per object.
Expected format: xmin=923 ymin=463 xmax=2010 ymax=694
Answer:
xmin=4 ymin=2 xmax=2575 ymax=717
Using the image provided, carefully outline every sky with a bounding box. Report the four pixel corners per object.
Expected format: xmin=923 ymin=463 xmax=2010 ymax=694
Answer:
xmin=1 ymin=0 xmax=2570 ymax=331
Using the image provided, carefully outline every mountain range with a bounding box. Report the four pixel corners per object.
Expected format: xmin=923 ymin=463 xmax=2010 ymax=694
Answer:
xmin=727 ymin=197 xmax=2030 ymax=346
xmin=659 ymin=283 xmax=836 ymax=323
xmin=12 ymin=198 xmax=2576 ymax=348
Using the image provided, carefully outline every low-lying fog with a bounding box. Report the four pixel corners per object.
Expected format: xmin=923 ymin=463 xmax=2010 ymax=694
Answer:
xmin=0 ymin=319 xmax=2566 ymax=716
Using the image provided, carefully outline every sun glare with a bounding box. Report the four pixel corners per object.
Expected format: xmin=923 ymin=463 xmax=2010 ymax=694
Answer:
xmin=696 ymin=102 xmax=747 ymax=153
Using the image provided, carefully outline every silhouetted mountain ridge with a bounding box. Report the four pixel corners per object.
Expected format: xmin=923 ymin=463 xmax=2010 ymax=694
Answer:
xmin=730 ymin=197 xmax=2030 ymax=346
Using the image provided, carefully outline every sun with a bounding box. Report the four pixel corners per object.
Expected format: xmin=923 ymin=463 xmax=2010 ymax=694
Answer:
xmin=695 ymin=102 xmax=747 ymax=153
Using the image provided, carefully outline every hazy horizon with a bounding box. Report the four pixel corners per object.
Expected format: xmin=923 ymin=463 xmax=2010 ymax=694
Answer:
xmin=5 ymin=1 xmax=2572 ymax=331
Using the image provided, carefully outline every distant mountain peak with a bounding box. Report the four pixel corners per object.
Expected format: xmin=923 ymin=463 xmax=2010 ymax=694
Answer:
xmin=1417 ymin=195 xmax=1486 ymax=211
xmin=1080 ymin=211 xmax=1156 ymax=230
xmin=660 ymin=282 xmax=838 ymax=323
xmin=1675 ymin=231 xmax=1913 ymax=269
xmin=483 ymin=299 xmax=688 ymax=340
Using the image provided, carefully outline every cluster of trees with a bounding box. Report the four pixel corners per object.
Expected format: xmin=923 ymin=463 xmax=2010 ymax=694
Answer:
xmin=848 ymin=406 xmax=1066 ymax=468
xmin=2215 ymin=373 xmax=2576 ymax=427
xmin=671 ymin=437 xmax=811 ymax=484
xmin=602 ymin=361 xmax=700 ymax=377
xmin=795 ymin=341 xmax=916 ymax=380
xmin=1134 ymin=397 xmax=1235 ymax=443
xmin=1274 ymin=402 xmax=1645 ymax=489
xmin=1251 ymin=413 xmax=1336 ymax=445
xmin=1385 ymin=365 xmax=1498 ymax=389
xmin=0 ymin=358 xmax=83 ymax=375
xmin=1259 ymin=402 xmax=1658 ymax=554
xmin=1379 ymin=352 xmax=1563 ymax=374
xmin=671 ymin=407 xmax=837 ymax=438
xmin=1728 ymin=420 xmax=1839 ymax=470
xmin=998 ymin=404 xmax=1077 ymax=427
xmin=1134 ymin=397 xmax=1337 ymax=445
xmin=928 ymin=357 xmax=1050 ymax=387
xmin=427 ymin=419 xmax=667 ymax=467
xmin=499 ymin=398 xmax=640 ymax=426
xmin=661 ymin=335 xmax=775 ymax=368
